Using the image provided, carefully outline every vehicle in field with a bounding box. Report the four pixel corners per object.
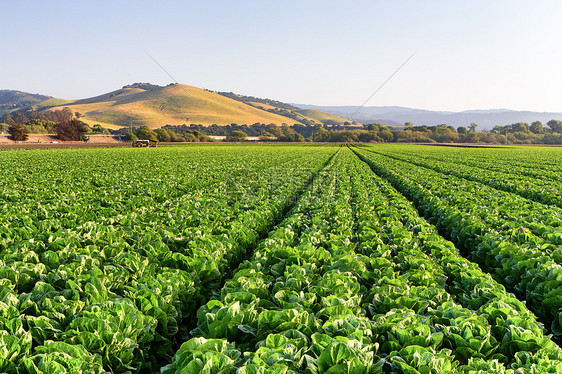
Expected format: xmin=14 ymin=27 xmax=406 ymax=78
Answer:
xmin=132 ymin=139 xmax=157 ymax=147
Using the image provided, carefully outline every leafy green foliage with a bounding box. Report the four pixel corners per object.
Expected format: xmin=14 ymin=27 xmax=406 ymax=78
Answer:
xmin=355 ymin=145 xmax=562 ymax=342
xmin=135 ymin=126 xmax=158 ymax=141
xmin=3 ymin=144 xmax=562 ymax=372
xmin=166 ymin=147 xmax=562 ymax=373
xmin=0 ymin=145 xmax=335 ymax=373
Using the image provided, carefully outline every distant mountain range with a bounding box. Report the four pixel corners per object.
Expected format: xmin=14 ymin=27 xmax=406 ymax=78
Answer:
xmin=291 ymin=104 xmax=562 ymax=130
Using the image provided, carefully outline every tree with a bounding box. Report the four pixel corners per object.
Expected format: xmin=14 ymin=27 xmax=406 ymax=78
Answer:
xmin=358 ymin=131 xmax=381 ymax=143
xmin=478 ymin=132 xmax=500 ymax=144
xmin=226 ymin=130 xmax=247 ymax=142
xmin=182 ymin=133 xmax=197 ymax=142
xmin=378 ymin=128 xmax=394 ymax=142
xmin=431 ymin=124 xmax=455 ymax=141
xmin=91 ymin=124 xmax=109 ymax=134
xmin=124 ymin=132 xmax=138 ymax=141
xmin=56 ymin=118 xmax=89 ymax=141
xmin=258 ymin=132 xmax=274 ymax=141
xmin=394 ymin=129 xmax=411 ymax=142
xmin=468 ymin=123 xmax=478 ymax=132
xmin=436 ymin=132 xmax=460 ymax=143
xmin=491 ymin=125 xmax=505 ymax=134
xmin=457 ymin=126 xmax=467 ymax=134
xmin=156 ymin=128 xmax=171 ymax=142
xmin=530 ymin=121 xmax=543 ymax=134
xmin=511 ymin=122 xmax=529 ymax=133
xmin=281 ymin=125 xmax=293 ymax=137
xmin=135 ymin=127 xmax=158 ymax=141
xmin=543 ymin=133 xmax=562 ymax=144
xmin=292 ymin=133 xmax=305 ymax=142
xmin=26 ymin=119 xmax=56 ymax=134
xmin=261 ymin=125 xmax=279 ymax=138
xmin=168 ymin=130 xmax=180 ymax=142
xmin=465 ymin=132 xmax=479 ymax=143
xmin=547 ymin=120 xmax=562 ymax=133
xmin=313 ymin=127 xmax=329 ymax=142
xmin=365 ymin=124 xmax=381 ymax=131
xmin=60 ymin=107 xmax=74 ymax=121
xmin=8 ymin=123 xmax=28 ymax=141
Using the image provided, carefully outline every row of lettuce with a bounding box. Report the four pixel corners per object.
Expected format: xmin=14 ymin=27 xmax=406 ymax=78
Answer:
xmin=0 ymin=145 xmax=336 ymax=373
xmin=397 ymin=144 xmax=562 ymax=179
xmin=360 ymin=147 xmax=562 ymax=251
xmin=366 ymin=144 xmax=562 ymax=209
xmin=163 ymin=147 xmax=562 ymax=373
xmin=354 ymin=145 xmax=562 ymax=340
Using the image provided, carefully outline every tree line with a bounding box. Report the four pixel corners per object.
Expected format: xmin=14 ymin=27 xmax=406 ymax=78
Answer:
xmin=162 ymin=123 xmax=308 ymax=141
xmin=165 ymin=121 xmax=562 ymax=144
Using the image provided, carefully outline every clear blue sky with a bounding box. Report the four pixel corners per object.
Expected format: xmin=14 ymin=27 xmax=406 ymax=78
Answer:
xmin=2 ymin=0 xmax=562 ymax=112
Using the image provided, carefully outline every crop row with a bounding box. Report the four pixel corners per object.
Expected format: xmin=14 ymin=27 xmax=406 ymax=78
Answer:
xmin=357 ymin=146 xmax=562 ymax=253
xmin=353 ymin=146 xmax=562 ymax=342
xmin=365 ymin=145 xmax=562 ymax=209
xmin=346 ymin=149 xmax=562 ymax=372
xmin=164 ymin=147 xmax=562 ymax=373
xmin=395 ymin=145 xmax=562 ymax=178
xmin=0 ymin=145 xmax=337 ymax=373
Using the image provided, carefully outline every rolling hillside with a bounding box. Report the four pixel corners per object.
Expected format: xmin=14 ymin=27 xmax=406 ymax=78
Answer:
xmin=46 ymin=83 xmax=306 ymax=129
xmin=292 ymin=108 xmax=351 ymax=126
xmin=0 ymin=90 xmax=54 ymax=116
xmin=32 ymin=98 xmax=75 ymax=110
xmin=2 ymin=85 xmax=354 ymax=129
xmin=217 ymin=91 xmax=353 ymax=126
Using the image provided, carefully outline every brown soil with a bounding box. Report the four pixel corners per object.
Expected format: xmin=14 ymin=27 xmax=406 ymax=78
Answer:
xmin=0 ymin=142 xmax=130 ymax=149
xmin=0 ymin=135 xmax=128 ymax=149
xmin=419 ymin=143 xmax=507 ymax=148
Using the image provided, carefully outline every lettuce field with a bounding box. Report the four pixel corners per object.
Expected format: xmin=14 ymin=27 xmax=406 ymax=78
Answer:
xmin=2 ymin=144 xmax=562 ymax=373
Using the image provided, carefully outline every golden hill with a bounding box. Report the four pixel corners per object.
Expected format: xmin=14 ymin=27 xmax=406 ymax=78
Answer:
xmin=46 ymin=84 xmax=307 ymax=129
xmin=240 ymin=102 xmax=351 ymax=127
xmin=293 ymin=109 xmax=351 ymax=126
